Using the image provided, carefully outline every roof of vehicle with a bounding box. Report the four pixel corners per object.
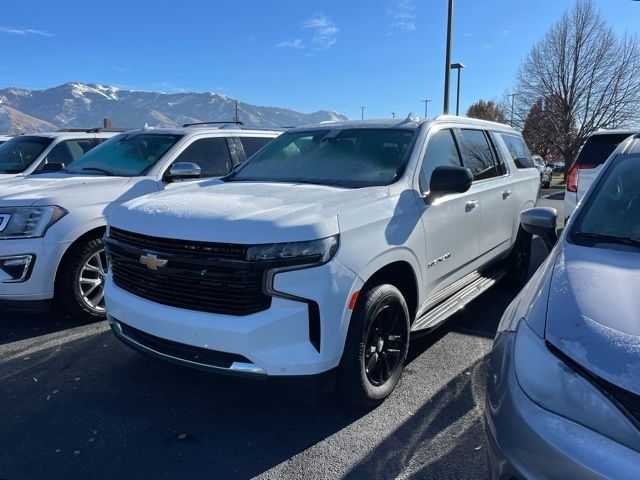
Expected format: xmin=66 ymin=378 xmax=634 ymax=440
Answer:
xmin=13 ymin=131 xmax=119 ymax=139
xmin=590 ymin=128 xmax=640 ymax=137
xmin=118 ymin=125 xmax=284 ymax=136
xmin=290 ymin=115 xmax=518 ymax=134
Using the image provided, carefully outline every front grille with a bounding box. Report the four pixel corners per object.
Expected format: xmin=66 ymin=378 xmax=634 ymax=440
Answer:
xmin=106 ymin=227 xmax=271 ymax=316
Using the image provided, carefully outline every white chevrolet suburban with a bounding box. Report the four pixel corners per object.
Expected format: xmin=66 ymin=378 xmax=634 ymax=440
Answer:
xmin=0 ymin=125 xmax=280 ymax=318
xmin=0 ymin=130 xmax=119 ymax=181
xmin=104 ymin=116 xmax=539 ymax=406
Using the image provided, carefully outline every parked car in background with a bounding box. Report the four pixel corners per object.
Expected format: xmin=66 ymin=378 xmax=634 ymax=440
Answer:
xmin=0 ymin=130 xmax=121 ymax=181
xmin=104 ymin=115 xmax=539 ymax=406
xmin=485 ymin=133 xmax=640 ymax=479
xmin=565 ymin=129 xmax=639 ymax=219
xmin=532 ymin=155 xmax=551 ymax=188
xmin=0 ymin=135 xmax=12 ymax=145
xmin=0 ymin=124 xmax=281 ymax=319
xmin=551 ymin=161 xmax=565 ymax=173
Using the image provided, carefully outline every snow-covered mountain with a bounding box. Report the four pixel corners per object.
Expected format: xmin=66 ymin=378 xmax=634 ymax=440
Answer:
xmin=0 ymin=82 xmax=348 ymax=134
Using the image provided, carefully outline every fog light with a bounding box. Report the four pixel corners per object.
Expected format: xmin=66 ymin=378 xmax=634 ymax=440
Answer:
xmin=0 ymin=255 xmax=34 ymax=283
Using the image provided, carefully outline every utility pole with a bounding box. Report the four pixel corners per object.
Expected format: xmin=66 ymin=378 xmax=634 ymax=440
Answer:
xmin=421 ymin=99 xmax=432 ymax=119
xmin=360 ymin=106 xmax=366 ymax=120
xmin=234 ymin=100 xmax=240 ymax=123
xmin=507 ymin=93 xmax=518 ymax=127
xmin=443 ymin=0 xmax=454 ymax=114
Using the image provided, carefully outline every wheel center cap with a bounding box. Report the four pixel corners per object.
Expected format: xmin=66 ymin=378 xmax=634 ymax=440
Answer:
xmin=376 ymin=338 xmax=384 ymax=352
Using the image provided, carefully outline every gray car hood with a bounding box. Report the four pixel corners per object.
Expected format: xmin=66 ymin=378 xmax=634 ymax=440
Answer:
xmin=546 ymin=243 xmax=640 ymax=395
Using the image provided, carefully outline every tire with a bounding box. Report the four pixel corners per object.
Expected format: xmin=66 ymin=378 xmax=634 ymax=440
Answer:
xmin=337 ymin=284 xmax=410 ymax=408
xmin=56 ymin=236 xmax=107 ymax=321
xmin=503 ymin=227 xmax=532 ymax=289
xmin=542 ymin=181 xmax=550 ymax=189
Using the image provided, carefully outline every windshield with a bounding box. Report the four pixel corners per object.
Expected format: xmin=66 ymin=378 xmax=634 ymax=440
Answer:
xmin=67 ymin=133 xmax=183 ymax=176
xmin=0 ymin=136 xmax=53 ymax=174
xmin=225 ymin=128 xmax=417 ymax=187
xmin=570 ymin=154 xmax=640 ymax=250
xmin=575 ymin=134 xmax=634 ymax=167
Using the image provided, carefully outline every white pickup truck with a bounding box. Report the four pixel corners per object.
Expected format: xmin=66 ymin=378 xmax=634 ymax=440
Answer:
xmin=104 ymin=115 xmax=539 ymax=406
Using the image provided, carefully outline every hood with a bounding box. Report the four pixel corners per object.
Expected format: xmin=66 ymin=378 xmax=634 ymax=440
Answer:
xmin=0 ymin=173 xmax=20 ymax=181
xmin=112 ymin=180 xmax=390 ymax=244
xmin=546 ymin=243 xmax=640 ymax=395
xmin=0 ymin=173 xmax=149 ymax=208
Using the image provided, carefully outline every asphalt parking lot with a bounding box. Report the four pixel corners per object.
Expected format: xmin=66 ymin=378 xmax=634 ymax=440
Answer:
xmin=0 ymin=190 xmax=563 ymax=480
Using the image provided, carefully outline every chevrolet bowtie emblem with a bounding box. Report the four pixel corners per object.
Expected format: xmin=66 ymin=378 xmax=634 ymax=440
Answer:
xmin=139 ymin=253 xmax=168 ymax=271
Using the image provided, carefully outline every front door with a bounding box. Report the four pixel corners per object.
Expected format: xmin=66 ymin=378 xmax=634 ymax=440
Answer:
xmin=416 ymin=127 xmax=482 ymax=298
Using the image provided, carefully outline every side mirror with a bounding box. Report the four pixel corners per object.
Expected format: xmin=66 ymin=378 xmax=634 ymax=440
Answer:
xmin=41 ymin=162 xmax=65 ymax=173
xmin=425 ymin=165 xmax=473 ymax=202
xmin=521 ymin=207 xmax=558 ymax=250
xmin=168 ymin=162 xmax=201 ymax=181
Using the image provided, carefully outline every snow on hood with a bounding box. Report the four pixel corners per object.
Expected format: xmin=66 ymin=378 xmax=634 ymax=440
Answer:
xmin=111 ymin=180 xmax=390 ymax=244
xmin=0 ymin=173 xmax=149 ymax=208
xmin=546 ymin=243 xmax=640 ymax=395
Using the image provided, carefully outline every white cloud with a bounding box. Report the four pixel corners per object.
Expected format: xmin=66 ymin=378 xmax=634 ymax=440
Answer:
xmin=388 ymin=0 xmax=417 ymax=33
xmin=302 ymin=13 xmax=338 ymax=49
xmin=276 ymin=38 xmax=305 ymax=49
xmin=0 ymin=27 xmax=53 ymax=37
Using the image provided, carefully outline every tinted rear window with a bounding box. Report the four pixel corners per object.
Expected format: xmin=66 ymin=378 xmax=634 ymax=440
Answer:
xmin=576 ymin=134 xmax=634 ymax=167
xmin=501 ymin=134 xmax=534 ymax=169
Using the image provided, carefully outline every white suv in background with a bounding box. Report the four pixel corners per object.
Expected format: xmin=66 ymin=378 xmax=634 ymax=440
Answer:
xmin=105 ymin=116 xmax=539 ymax=406
xmin=0 ymin=125 xmax=280 ymax=318
xmin=0 ymin=130 xmax=120 ymax=181
xmin=565 ymin=129 xmax=639 ymax=219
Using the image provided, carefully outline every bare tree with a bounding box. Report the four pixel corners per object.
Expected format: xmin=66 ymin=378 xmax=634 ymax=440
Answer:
xmin=513 ymin=0 xmax=640 ymax=168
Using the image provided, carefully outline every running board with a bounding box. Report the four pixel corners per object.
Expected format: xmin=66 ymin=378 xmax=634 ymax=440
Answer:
xmin=411 ymin=270 xmax=506 ymax=332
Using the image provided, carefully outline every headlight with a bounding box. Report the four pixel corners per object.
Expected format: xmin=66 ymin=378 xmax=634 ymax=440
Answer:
xmin=0 ymin=206 xmax=67 ymax=240
xmin=246 ymin=235 xmax=339 ymax=265
xmin=514 ymin=320 xmax=640 ymax=451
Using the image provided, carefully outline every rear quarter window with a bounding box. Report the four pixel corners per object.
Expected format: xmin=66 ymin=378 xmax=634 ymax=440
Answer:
xmin=501 ymin=134 xmax=534 ymax=169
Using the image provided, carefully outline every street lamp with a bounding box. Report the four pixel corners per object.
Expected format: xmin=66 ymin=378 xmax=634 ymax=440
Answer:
xmin=360 ymin=106 xmax=366 ymax=120
xmin=450 ymin=63 xmax=465 ymax=116
xmin=391 ymin=112 xmax=396 ymax=119
xmin=421 ymin=99 xmax=432 ymax=119
xmin=443 ymin=0 xmax=455 ymax=114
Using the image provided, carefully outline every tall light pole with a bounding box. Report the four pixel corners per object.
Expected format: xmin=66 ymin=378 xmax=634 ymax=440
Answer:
xmin=451 ymin=63 xmax=465 ymax=116
xmin=360 ymin=106 xmax=366 ymax=120
xmin=421 ymin=99 xmax=432 ymax=119
xmin=507 ymin=93 xmax=518 ymax=127
xmin=391 ymin=112 xmax=396 ymax=119
xmin=443 ymin=0 xmax=455 ymax=114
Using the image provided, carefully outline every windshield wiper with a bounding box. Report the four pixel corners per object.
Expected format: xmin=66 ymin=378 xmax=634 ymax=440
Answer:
xmin=79 ymin=167 xmax=115 ymax=176
xmin=573 ymin=231 xmax=640 ymax=247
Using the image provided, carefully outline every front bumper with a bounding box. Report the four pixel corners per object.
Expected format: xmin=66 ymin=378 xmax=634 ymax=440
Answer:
xmin=485 ymin=332 xmax=640 ymax=480
xmin=104 ymin=259 xmax=362 ymax=377
xmin=0 ymin=237 xmax=70 ymax=302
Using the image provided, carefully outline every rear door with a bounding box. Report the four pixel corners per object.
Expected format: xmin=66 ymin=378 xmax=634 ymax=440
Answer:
xmin=457 ymin=128 xmax=514 ymax=260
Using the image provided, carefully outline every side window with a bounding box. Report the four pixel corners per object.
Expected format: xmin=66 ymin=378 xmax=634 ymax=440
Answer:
xmin=240 ymin=137 xmax=273 ymax=159
xmin=419 ymin=129 xmax=463 ymax=192
xmin=501 ymin=134 xmax=534 ymax=169
xmin=173 ymin=137 xmax=233 ymax=178
xmin=459 ymin=129 xmax=501 ymax=181
xmin=46 ymin=139 xmax=95 ymax=166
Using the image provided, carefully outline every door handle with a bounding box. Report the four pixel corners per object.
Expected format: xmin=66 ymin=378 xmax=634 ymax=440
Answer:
xmin=465 ymin=200 xmax=479 ymax=212
xmin=502 ymin=190 xmax=512 ymax=199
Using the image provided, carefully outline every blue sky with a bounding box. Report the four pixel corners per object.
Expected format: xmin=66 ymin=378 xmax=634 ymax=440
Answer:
xmin=1 ymin=0 xmax=638 ymax=119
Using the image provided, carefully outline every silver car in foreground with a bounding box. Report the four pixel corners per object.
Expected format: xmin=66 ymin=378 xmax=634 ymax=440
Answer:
xmin=485 ymin=133 xmax=640 ymax=479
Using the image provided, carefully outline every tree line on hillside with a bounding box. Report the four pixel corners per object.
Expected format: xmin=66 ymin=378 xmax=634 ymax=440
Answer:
xmin=466 ymin=0 xmax=640 ymax=165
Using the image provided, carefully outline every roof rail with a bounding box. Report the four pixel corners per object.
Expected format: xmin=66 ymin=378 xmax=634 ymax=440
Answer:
xmin=182 ymin=121 xmax=244 ymax=128
xmin=239 ymin=126 xmax=294 ymax=132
